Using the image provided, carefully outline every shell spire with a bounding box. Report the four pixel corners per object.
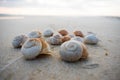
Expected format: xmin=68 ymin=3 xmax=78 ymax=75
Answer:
xmin=21 ymin=38 xmax=50 ymax=59
xmin=12 ymin=34 xmax=28 ymax=48
xmin=28 ymin=31 xmax=42 ymax=38
xmin=59 ymin=40 xmax=88 ymax=62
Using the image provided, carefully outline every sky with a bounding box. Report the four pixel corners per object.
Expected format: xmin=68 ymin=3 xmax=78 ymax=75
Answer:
xmin=0 ymin=0 xmax=120 ymax=16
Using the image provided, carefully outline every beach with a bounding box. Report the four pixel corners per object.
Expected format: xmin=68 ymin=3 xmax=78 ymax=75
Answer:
xmin=0 ymin=16 xmax=120 ymax=80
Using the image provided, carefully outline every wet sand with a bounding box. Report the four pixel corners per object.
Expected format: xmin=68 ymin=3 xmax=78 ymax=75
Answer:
xmin=0 ymin=16 xmax=120 ymax=80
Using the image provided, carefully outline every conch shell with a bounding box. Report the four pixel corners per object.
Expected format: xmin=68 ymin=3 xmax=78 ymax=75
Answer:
xmin=59 ymin=40 xmax=88 ymax=61
xmin=58 ymin=29 xmax=68 ymax=36
xmin=84 ymin=34 xmax=98 ymax=44
xmin=12 ymin=35 xmax=28 ymax=48
xmin=74 ymin=30 xmax=84 ymax=37
xmin=28 ymin=31 xmax=41 ymax=38
xmin=21 ymin=38 xmax=50 ymax=59
xmin=48 ymin=33 xmax=62 ymax=45
xmin=43 ymin=29 xmax=54 ymax=37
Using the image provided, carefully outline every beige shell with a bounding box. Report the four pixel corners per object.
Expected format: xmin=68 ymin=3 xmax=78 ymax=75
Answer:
xmin=28 ymin=31 xmax=42 ymax=38
xmin=81 ymin=43 xmax=89 ymax=59
xmin=12 ymin=34 xmax=28 ymax=48
xmin=21 ymin=38 xmax=50 ymax=59
xmin=59 ymin=40 xmax=83 ymax=62
xmin=58 ymin=29 xmax=68 ymax=36
xmin=48 ymin=33 xmax=63 ymax=45
xmin=61 ymin=35 xmax=71 ymax=43
xmin=74 ymin=30 xmax=84 ymax=37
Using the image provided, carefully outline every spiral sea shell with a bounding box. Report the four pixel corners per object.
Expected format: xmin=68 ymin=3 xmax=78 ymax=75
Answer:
xmin=84 ymin=34 xmax=98 ymax=44
xmin=12 ymin=35 xmax=28 ymax=48
xmin=59 ymin=40 xmax=83 ymax=61
xmin=43 ymin=29 xmax=54 ymax=37
xmin=68 ymin=34 xmax=75 ymax=38
xmin=71 ymin=36 xmax=83 ymax=43
xmin=58 ymin=29 xmax=68 ymax=36
xmin=21 ymin=38 xmax=50 ymax=59
xmin=81 ymin=43 xmax=89 ymax=59
xmin=28 ymin=31 xmax=42 ymax=38
xmin=48 ymin=33 xmax=63 ymax=45
xmin=74 ymin=30 xmax=84 ymax=37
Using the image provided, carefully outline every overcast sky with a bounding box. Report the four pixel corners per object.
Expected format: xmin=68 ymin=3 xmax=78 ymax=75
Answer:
xmin=0 ymin=0 xmax=120 ymax=16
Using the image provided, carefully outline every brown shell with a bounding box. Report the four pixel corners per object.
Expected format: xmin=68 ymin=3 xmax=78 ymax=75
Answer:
xmin=58 ymin=29 xmax=68 ymax=36
xmin=38 ymin=38 xmax=50 ymax=54
xmin=81 ymin=43 xmax=88 ymax=59
xmin=62 ymin=35 xmax=71 ymax=42
xmin=27 ymin=38 xmax=49 ymax=54
xmin=74 ymin=30 xmax=84 ymax=37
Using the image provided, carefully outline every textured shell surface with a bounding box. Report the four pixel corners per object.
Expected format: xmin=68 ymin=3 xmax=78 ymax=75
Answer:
xmin=68 ymin=34 xmax=75 ymax=38
xmin=74 ymin=30 xmax=84 ymax=37
xmin=47 ymin=33 xmax=63 ymax=45
xmin=53 ymin=33 xmax=62 ymax=39
xmin=28 ymin=31 xmax=41 ymax=38
xmin=84 ymin=34 xmax=99 ymax=44
xmin=81 ymin=43 xmax=89 ymax=59
xmin=62 ymin=35 xmax=71 ymax=43
xmin=21 ymin=38 xmax=42 ymax=59
xmin=43 ymin=29 xmax=54 ymax=37
xmin=12 ymin=35 xmax=28 ymax=48
xmin=58 ymin=29 xmax=68 ymax=36
xmin=71 ymin=36 xmax=83 ymax=43
xmin=59 ymin=40 xmax=83 ymax=61
xmin=48 ymin=36 xmax=62 ymax=45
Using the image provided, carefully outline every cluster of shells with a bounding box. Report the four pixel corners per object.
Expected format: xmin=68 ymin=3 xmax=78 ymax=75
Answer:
xmin=12 ymin=29 xmax=99 ymax=62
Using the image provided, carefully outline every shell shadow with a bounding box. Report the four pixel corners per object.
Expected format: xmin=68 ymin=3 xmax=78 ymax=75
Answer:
xmin=59 ymin=57 xmax=99 ymax=69
xmin=86 ymin=43 xmax=101 ymax=47
xmin=25 ymin=54 xmax=52 ymax=61
xmin=81 ymin=63 xmax=99 ymax=69
xmin=11 ymin=47 xmax=21 ymax=52
xmin=80 ymin=57 xmax=99 ymax=69
xmin=36 ymin=54 xmax=52 ymax=59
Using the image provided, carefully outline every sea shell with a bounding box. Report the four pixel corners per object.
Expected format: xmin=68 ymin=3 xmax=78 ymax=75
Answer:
xmin=28 ymin=31 xmax=42 ymax=38
xmin=84 ymin=34 xmax=99 ymax=44
xmin=71 ymin=36 xmax=84 ymax=43
xmin=58 ymin=29 xmax=68 ymax=36
xmin=68 ymin=34 xmax=75 ymax=38
xmin=12 ymin=35 xmax=28 ymax=48
xmin=48 ymin=33 xmax=63 ymax=45
xmin=59 ymin=40 xmax=83 ymax=61
xmin=21 ymin=38 xmax=50 ymax=59
xmin=61 ymin=35 xmax=71 ymax=43
xmin=43 ymin=29 xmax=54 ymax=37
xmin=74 ymin=30 xmax=84 ymax=37
xmin=81 ymin=43 xmax=89 ymax=59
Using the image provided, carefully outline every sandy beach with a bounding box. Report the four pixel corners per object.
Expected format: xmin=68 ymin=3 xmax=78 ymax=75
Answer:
xmin=0 ymin=16 xmax=120 ymax=80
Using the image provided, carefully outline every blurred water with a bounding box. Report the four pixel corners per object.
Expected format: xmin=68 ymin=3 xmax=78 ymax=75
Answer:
xmin=0 ymin=16 xmax=120 ymax=37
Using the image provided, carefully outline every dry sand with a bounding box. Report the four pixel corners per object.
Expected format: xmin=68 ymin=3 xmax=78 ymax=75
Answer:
xmin=0 ymin=16 xmax=120 ymax=80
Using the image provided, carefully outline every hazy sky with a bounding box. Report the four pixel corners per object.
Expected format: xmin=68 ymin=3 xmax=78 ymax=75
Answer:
xmin=0 ymin=0 xmax=120 ymax=16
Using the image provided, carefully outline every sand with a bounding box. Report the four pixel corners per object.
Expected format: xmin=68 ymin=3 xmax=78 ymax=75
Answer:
xmin=0 ymin=16 xmax=120 ymax=80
